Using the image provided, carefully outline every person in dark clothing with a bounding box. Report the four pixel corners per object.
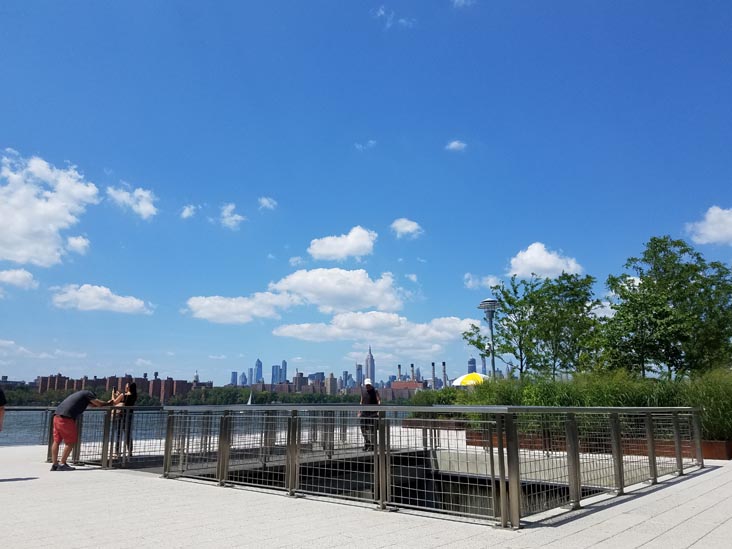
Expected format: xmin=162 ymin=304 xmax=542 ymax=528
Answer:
xmin=51 ymin=390 xmax=109 ymax=471
xmin=359 ymin=379 xmax=380 ymax=451
xmin=0 ymin=386 xmax=7 ymax=432
xmin=111 ymin=382 xmax=138 ymax=458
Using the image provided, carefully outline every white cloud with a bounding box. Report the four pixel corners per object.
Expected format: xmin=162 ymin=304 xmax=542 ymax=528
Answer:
xmin=289 ymin=256 xmax=305 ymax=267
xmin=66 ymin=236 xmax=90 ymax=255
xmin=463 ymin=273 xmax=500 ymax=290
xmin=0 ymin=269 xmax=38 ymax=289
xmin=274 ymin=311 xmax=478 ymax=359
xmin=686 ymin=206 xmax=732 ymax=245
xmin=106 ymin=185 xmax=158 ymax=220
xmin=354 ymin=140 xmax=376 ymax=151
xmin=208 ymin=355 xmax=227 ymax=360
xmin=186 ymin=292 xmax=302 ymax=324
xmin=390 ymin=218 xmax=423 ymax=239
xmin=54 ymin=349 xmax=87 ymax=358
xmin=180 ymin=204 xmax=198 ymax=219
xmin=592 ymin=301 xmax=615 ymax=319
xmin=269 ymin=268 xmax=403 ymax=314
xmin=508 ymin=242 xmax=582 ymax=278
xmin=445 ymin=140 xmax=467 ymax=152
xmin=373 ymin=5 xmax=415 ymax=30
xmin=452 ymin=0 xmax=476 ymax=7
xmin=220 ymin=203 xmax=246 ymax=230
xmin=307 ymin=226 xmax=377 ymax=261
xmin=52 ymin=284 xmax=153 ymax=314
xmin=258 ymin=197 xmax=278 ymax=210
xmin=135 ymin=358 xmax=153 ymax=366
xmin=186 ymin=268 xmax=404 ymax=325
xmin=0 ymin=150 xmax=99 ymax=267
xmin=405 ymin=274 xmax=418 ymax=283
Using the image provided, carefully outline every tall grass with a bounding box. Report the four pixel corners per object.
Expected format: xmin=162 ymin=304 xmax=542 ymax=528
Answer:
xmin=421 ymin=369 xmax=732 ymax=440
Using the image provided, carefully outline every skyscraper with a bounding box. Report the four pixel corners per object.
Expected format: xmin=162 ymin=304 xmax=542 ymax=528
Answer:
xmin=239 ymin=371 xmax=248 ymax=386
xmin=230 ymin=371 xmax=238 ymax=386
xmin=356 ymin=363 xmax=363 ymax=386
xmin=271 ymin=364 xmax=280 ymax=385
xmin=248 ymin=367 xmax=254 ymax=387
xmin=280 ymin=360 xmax=288 ymax=383
xmin=365 ymin=346 xmax=375 ymax=383
xmin=255 ymin=359 xmax=263 ymax=383
xmin=468 ymin=358 xmax=477 ymax=374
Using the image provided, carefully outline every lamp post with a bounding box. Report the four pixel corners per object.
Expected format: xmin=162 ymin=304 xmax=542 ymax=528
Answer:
xmin=478 ymin=298 xmax=498 ymax=379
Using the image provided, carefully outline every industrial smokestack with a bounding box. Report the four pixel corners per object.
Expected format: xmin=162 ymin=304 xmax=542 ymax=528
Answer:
xmin=442 ymin=362 xmax=447 ymax=388
xmin=410 ymin=363 xmax=415 ymax=381
xmin=397 ymin=364 xmax=402 ymax=380
xmin=431 ymin=362 xmax=436 ymax=390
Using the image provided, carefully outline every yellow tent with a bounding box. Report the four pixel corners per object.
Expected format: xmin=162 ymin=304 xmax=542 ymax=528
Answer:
xmin=451 ymin=372 xmax=491 ymax=386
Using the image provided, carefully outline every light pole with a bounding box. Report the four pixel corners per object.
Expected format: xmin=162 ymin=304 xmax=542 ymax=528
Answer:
xmin=478 ymin=298 xmax=498 ymax=379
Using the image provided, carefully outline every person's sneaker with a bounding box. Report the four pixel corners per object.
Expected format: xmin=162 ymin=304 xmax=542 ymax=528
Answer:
xmin=50 ymin=464 xmax=59 ymax=471
xmin=57 ymin=463 xmax=76 ymax=471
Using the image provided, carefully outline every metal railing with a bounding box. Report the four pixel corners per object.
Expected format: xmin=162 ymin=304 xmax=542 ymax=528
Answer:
xmin=0 ymin=407 xmax=54 ymax=446
xmin=36 ymin=404 xmax=702 ymax=527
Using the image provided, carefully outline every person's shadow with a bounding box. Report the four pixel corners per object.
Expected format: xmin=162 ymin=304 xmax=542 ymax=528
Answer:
xmin=0 ymin=477 xmax=38 ymax=483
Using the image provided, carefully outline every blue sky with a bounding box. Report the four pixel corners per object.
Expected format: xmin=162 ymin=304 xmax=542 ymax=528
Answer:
xmin=1 ymin=1 xmax=731 ymax=386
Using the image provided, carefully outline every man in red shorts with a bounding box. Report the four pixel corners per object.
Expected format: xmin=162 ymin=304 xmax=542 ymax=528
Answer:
xmin=51 ymin=389 xmax=110 ymax=471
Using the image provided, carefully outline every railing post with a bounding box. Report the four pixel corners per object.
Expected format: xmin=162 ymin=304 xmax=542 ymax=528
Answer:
xmin=72 ymin=414 xmax=83 ymax=464
xmin=377 ymin=410 xmax=388 ymax=510
xmin=101 ymin=409 xmax=112 ymax=469
xmin=496 ymin=414 xmax=508 ymax=528
xmin=692 ymin=410 xmax=704 ymax=468
xmin=610 ymin=413 xmax=624 ymax=494
xmin=505 ymin=413 xmax=521 ymax=529
xmin=286 ymin=410 xmax=298 ymax=495
xmin=565 ymin=412 xmax=581 ymax=509
xmin=673 ymin=412 xmax=684 ymax=476
xmin=46 ymin=410 xmax=55 ymax=463
xmin=162 ymin=410 xmax=174 ymax=478
xmin=487 ymin=420 xmax=499 ymax=518
xmin=323 ymin=410 xmax=335 ymax=459
xmin=645 ymin=413 xmax=658 ymax=484
xmin=217 ymin=411 xmax=232 ymax=486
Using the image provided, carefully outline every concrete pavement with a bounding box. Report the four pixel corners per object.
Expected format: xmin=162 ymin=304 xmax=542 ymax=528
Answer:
xmin=1 ymin=445 xmax=731 ymax=548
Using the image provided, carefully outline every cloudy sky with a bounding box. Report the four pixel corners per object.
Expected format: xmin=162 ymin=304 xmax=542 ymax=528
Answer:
xmin=1 ymin=1 xmax=731 ymax=385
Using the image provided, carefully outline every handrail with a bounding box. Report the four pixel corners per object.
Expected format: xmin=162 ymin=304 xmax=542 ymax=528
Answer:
xmin=163 ymin=404 xmax=697 ymax=414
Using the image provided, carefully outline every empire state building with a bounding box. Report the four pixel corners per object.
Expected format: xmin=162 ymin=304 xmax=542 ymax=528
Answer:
xmin=365 ymin=346 xmax=375 ymax=383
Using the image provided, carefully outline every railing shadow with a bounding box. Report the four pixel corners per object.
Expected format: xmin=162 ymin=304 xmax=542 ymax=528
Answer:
xmin=521 ymin=465 xmax=719 ymax=529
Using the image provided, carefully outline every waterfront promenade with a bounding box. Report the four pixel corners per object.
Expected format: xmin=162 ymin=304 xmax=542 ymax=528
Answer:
xmin=1 ymin=445 xmax=731 ymax=548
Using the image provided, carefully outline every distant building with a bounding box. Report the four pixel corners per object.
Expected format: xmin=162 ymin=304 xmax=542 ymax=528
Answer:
xmin=271 ymin=364 xmax=280 ymax=385
xmin=248 ymin=367 xmax=254 ymax=387
xmin=468 ymin=358 xmax=477 ymax=374
xmin=239 ymin=371 xmax=248 ymax=386
xmin=365 ymin=346 xmax=375 ymax=383
xmin=356 ymin=364 xmax=363 ymax=386
xmin=230 ymin=371 xmax=238 ymax=386
xmin=325 ymin=372 xmax=337 ymax=395
xmin=280 ymin=360 xmax=288 ymax=383
xmin=254 ymin=359 xmax=263 ymax=384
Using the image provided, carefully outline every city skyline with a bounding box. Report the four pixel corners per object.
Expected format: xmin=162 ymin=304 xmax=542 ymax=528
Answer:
xmin=2 ymin=3 xmax=731 ymax=386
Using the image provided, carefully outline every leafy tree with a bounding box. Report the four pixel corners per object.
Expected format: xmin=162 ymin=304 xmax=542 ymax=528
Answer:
xmin=533 ymin=273 xmax=601 ymax=379
xmin=463 ymin=275 xmax=542 ymax=379
xmin=605 ymin=236 xmax=732 ymax=377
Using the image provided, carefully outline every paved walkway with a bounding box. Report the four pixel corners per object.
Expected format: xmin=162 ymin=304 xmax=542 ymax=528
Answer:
xmin=1 ymin=445 xmax=731 ymax=548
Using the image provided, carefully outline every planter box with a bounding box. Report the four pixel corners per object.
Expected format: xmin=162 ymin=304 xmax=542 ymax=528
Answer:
xmin=702 ymin=440 xmax=732 ymax=460
xmin=401 ymin=418 xmax=467 ymax=431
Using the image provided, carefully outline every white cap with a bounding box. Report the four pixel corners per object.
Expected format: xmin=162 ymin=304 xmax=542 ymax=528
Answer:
xmin=364 ymin=378 xmax=372 ymax=386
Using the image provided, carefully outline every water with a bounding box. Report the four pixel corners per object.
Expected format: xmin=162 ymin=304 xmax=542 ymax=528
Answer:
xmin=0 ymin=409 xmax=51 ymax=446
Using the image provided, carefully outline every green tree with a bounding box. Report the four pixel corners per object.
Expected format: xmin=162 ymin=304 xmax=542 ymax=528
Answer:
xmin=606 ymin=236 xmax=732 ymax=377
xmin=533 ymin=273 xmax=601 ymax=379
xmin=463 ymin=275 xmax=542 ymax=379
